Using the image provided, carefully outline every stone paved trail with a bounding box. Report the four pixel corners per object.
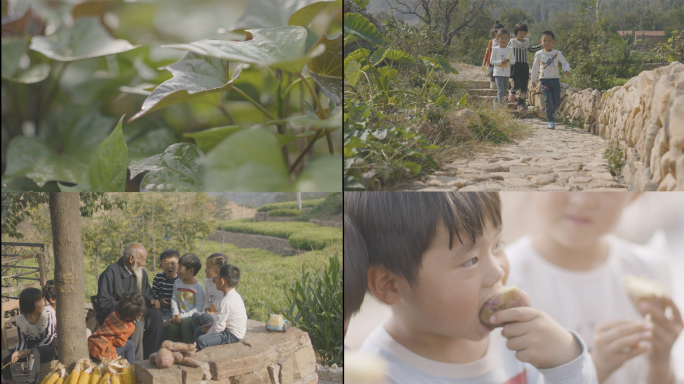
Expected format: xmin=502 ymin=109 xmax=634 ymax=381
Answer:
xmin=396 ymin=119 xmax=629 ymax=191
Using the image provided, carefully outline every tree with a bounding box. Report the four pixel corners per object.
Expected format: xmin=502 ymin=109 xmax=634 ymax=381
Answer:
xmin=384 ymin=0 xmax=494 ymax=46
xmin=49 ymin=193 xmax=87 ymax=371
xmin=535 ymin=5 xmax=542 ymax=22
xmin=499 ymin=7 xmax=535 ymax=30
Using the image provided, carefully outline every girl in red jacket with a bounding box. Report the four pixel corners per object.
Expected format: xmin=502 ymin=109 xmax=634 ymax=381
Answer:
xmin=88 ymin=292 xmax=146 ymax=366
xmin=482 ymin=20 xmax=505 ymax=89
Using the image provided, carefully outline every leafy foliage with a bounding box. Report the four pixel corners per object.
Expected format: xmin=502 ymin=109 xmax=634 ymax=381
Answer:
xmin=279 ymin=246 xmax=342 ymax=366
xmin=218 ymin=220 xmax=342 ymax=250
xmin=257 ymin=198 xmax=325 ymax=211
xmin=603 ymin=139 xmax=625 ymax=176
xmin=1 ymin=0 xmax=342 ymax=192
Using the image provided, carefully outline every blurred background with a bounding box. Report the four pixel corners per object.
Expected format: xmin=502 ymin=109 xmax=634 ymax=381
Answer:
xmin=345 ymin=192 xmax=684 ymax=377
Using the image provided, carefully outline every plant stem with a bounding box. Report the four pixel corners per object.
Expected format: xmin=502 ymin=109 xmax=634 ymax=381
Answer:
xmin=324 ymin=128 xmax=334 ymax=155
xmin=217 ymin=97 xmax=234 ymax=124
xmin=289 ymin=128 xmax=322 ymax=174
xmin=277 ymin=74 xmax=288 ymax=169
xmin=297 ymin=74 xmax=325 ymax=117
xmin=232 ymin=86 xmax=276 ymax=120
xmin=37 ymin=61 xmax=69 ymax=135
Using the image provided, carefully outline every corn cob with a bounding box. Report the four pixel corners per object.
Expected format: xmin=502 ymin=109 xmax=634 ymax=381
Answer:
xmin=110 ymin=374 xmax=121 ymax=384
xmin=121 ymin=365 xmax=136 ymax=384
xmin=68 ymin=361 xmax=83 ymax=384
xmin=54 ymin=379 xmax=64 ymax=384
xmin=42 ymin=372 xmax=60 ymax=384
xmin=90 ymin=366 xmax=100 ymax=384
xmin=77 ymin=365 xmax=93 ymax=384
xmin=97 ymin=372 xmax=111 ymax=384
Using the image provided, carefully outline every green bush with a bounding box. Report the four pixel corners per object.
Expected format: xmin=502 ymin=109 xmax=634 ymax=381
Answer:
xmin=278 ymin=246 xmax=342 ymax=366
xmin=297 ymin=192 xmax=342 ymax=222
xmin=268 ymin=209 xmax=305 ymax=217
xmin=217 ymin=220 xmax=342 ymax=250
xmin=256 ymin=199 xmax=325 ymax=212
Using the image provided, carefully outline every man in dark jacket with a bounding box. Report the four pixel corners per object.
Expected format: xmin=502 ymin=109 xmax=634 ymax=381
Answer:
xmin=96 ymin=243 xmax=163 ymax=360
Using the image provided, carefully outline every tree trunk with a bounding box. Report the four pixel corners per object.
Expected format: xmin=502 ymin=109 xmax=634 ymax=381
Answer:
xmin=49 ymin=193 xmax=87 ymax=371
xmin=94 ymin=250 xmax=99 ymax=280
xmin=151 ymin=197 xmax=156 ymax=275
xmin=198 ymin=238 xmax=205 ymax=253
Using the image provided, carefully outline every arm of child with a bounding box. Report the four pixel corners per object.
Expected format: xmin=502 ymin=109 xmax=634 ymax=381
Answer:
xmin=528 ymin=44 xmax=543 ymax=53
xmin=509 ymin=50 xmax=516 ymax=65
xmin=490 ymin=48 xmax=503 ymax=66
xmin=531 ymin=52 xmax=541 ymax=83
xmin=207 ymin=300 xmax=229 ymax=335
xmin=37 ymin=310 xmax=57 ymax=346
xmin=641 ymin=297 xmax=683 ymax=384
xmin=557 ymin=51 xmax=571 ymax=75
xmin=203 ymin=280 xmax=211 ymax=312
xmin=171 ymin=281 xmax=179 ymax=316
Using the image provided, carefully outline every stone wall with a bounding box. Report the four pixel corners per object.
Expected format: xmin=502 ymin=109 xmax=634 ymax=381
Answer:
xmin=208 ymin=230 xmax=298 ymax=256
xmin=526 ymin=61 xmax=684 ymax=191
xmin=134 ymin=319 xmax=318 ymax=384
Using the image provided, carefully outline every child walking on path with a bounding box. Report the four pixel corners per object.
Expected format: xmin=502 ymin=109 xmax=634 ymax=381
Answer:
xmin=490 ymin=28 xmax=516 ymax=105
xmin=482 ymin=20 xmax=504 ymax=89
xmin=531 ymin=30 xmax=571 ymax=129
xmin=508 ymin=22 xmax=542 ymax=112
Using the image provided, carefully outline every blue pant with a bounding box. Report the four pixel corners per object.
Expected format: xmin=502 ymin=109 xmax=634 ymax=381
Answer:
xmin=191 ymin=312 xmax=218 ymax=336
xmin=489 ymin=65 xmax=494 ymax=82
xmin=540 ymin=78 xmax=562 ymax=122
xmin=494 ymin=76 xmax=508 ymax=104
xmin=90 ymin=340 xmax=135 ymax=368
xmin=194 ymin=328 xmax=239 ymax=350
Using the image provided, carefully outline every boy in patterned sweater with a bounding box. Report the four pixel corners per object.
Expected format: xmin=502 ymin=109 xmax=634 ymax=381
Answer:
xmin=531 ymin=31 xmax=571 ymax=129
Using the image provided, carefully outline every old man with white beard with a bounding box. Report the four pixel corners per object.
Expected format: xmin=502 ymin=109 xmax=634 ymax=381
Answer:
xmin=95 ymin=243 xmax=163 ymax=361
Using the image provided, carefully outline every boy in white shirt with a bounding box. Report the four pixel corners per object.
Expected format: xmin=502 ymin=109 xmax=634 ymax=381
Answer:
xmin=194 ymin=264 xmax=247 ymax=350
xmin=346 ymin=192 xmax=598 ymax=384
xmin=191 ymin=253 xmax=228 ymax=335
xmin=531 ymin=30 xmax=571 ymax=129
xmin=490 ymin=28 xmax=516 ymax=105
xmin=506 ymin=193 xmax=682 ymax=384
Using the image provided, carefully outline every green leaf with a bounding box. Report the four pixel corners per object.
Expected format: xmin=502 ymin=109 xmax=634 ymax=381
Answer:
xmin=457 ymin=93 xmax=468 ymax=106
xmin=353 ymin=0 xmax=369 ymax=10
xmin=129 ymin=53 xmax=242 ymax=121
xmin=343 ymin=48 xmax=370 ymax=72
xmin=183 ymin=126 xmax=248 ymax=152
xmin=128 ymin=143 xmax=204 ymax=192
xmin=435 ymin=94 xmax=447 ymax=106
xmin=289 ymin=0 xmax=341 ymax=27
xmin=1 ymin=39 xmax=50 ymax=83
xmin=127 ymin=128 xmax=177 ymax=160
xmin=419 ymin=56 xmax=438 ymax=69
xmin=57 ymin=106 xmax=118 ymax=164
xmin=370 ymin=47 xmax=387 ymax=66
xmin=385 ymin=49 xmax=414 ymax=64
xmin=163 ymin=27 xmax=320 ymax=74
xmin=232 ymin=0 xmax=331 ymax=30
xmin=69 ymin=115 xmax=128 ymax=191
xmin=295 ymin=156 xmax=342 ymax=191
xmin=345 ymin=60 xmax=361 ymax=86
xmin=29 ymin=17 xmax=139 ymax=61
xmin=2 ymin=137 xmax=88 ymax=187
xmin=343 ymin=13 xmax=383 ymax=45
xmin=201 ymin=129 xmax=293 ymax=191
xmin=289 ymin=101 xmax=342 ymax=128
xmin=433 ymin=54 xmax=458 ymax=74
xmin=404 ymin=162 xmax=422 ymax=174
xmin=305 ymin=33 xmax=342 ymax=105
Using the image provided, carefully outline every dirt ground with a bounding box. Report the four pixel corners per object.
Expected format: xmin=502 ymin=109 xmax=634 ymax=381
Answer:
xmin=449 ymin=62 xmax=490 ymax=83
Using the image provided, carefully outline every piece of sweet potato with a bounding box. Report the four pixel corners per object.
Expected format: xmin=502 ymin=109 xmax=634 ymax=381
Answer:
xmin=172 ymin=352 xmax=184 ymax=364
xmin=149 ymin=353 xmax=158 ymax=365
xmin=180 ymin=357 xmax=201 ymax=368
xmin=155 ymin=348 xmax=175 ymax=368
xmin=479 ymin=286 xmax=531 ymax=328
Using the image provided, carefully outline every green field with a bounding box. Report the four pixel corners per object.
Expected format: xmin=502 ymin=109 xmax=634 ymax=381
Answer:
xmin=218 ymin=220 xmax=342 ymax=250
xmin=7 ymin=240 xmax=332 ymax=323
xmin=256 ymin=199 xmax=325 ymax=212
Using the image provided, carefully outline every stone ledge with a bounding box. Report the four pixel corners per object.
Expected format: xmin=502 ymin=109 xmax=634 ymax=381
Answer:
xmin=135 ymin=319 xmax=317 ymax=384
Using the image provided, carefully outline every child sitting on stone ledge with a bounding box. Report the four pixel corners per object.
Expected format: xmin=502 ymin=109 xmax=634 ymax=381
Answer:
xmin=193 ymin=264 xmax=247 ymax=350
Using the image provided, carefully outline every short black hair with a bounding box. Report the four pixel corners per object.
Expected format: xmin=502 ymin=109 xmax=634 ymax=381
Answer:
xmin=542 ymin=30 xmax=555 ymax=40
xmin=345 ymin=192 xmax=502 ymax=285
xmin=218 ymin=264 xmax=241 ymax=287
xmin=344 ymin=214 xmax=368 ymax=324
xmin=19 ymin=288 xmax=44 ymax=314
xmin=116 ymin=292 xmax=147 ymax=323
xmin=207 ymin=253 xmax=228 ymax=268
xmin=179 ymin=253 xmax=202 ymax=276
xmin=492 ymin=20 xmax=504 ymax=30
xmin=42 ymin=280 xmax=56 ymax=303
xmin=497 ymin=28 xmax=510 ymax=37
xmin=159 ymin=249 xmax=180 ymax=264
xmin=514 ymin=22 xmax=528 ymax=36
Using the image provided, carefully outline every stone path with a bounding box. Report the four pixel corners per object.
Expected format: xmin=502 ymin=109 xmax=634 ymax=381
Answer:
xmin=396 ymin=119 xmax=629 ymax=191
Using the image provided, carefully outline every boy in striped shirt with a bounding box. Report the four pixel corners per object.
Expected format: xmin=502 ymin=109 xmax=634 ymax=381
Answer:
xmin=508 ymin=22 xmax=542 ymax=112
xmin=152 ymin=249 xmax=180 ymax=327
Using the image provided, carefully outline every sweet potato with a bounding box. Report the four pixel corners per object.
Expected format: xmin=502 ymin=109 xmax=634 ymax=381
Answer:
xmin=161 ymin=341 xmax=190 ymax=353
xmin=479 ymin=286 xmax=531 ymax=328
xmin=181 ymin=352 xmax=197 ymax=360
xmin=172 ymin=352 xmax=184 ymax=364
xmin=149 ymin=353 xmax=157 ymax=366
xmin=179 ymin=357 xmax=201 ymax=368
xmin=155 ymin=348 xmax=174 ymax=368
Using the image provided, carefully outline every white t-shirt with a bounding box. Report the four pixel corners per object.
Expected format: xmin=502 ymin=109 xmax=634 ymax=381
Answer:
xmin=203 ymin=278 xmax=225 ymax=312
xmin=506 ymin=234 xmax=681 ymax=384
xmin=490 ymin=46 xmax=516 ymax=77
xmin=360 ymin=324 xmax=597 ymax=384
xmin=208 ymin=288 xmax=247 ymax=339
xmin=531 ymin=49 xmax=571 ymax=82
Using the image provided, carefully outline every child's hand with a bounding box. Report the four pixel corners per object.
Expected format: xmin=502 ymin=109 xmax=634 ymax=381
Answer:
xmin=491 ymin=307 xmax=582 ymax=369
xmin=160 ymin=298 xmax=170 ymax=308
xmin=172 ymin=314 xmax=183 ymax=324
xmin=638 ymin=297 xmax=683 ymax=364
xmin=150 ymin=300 xmax=160 ymax=309
xmin=591 ymin=319 xmax=653 ymax=383
xmin=503 ymin=58 xmax=510 ymax=64
xmin=564 ymin=71 xmax=571 ymax=76
xmin=530 ymin=82 xmax=537 ymax=89
xmin=10 ymin=350 xmax=20 ymax=363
